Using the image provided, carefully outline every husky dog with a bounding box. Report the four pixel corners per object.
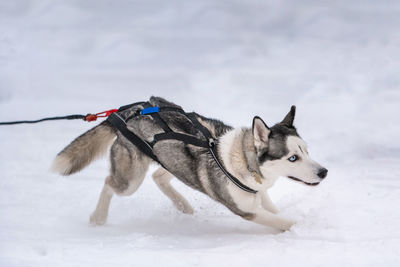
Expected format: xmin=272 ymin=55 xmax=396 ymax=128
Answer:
xmin=52 ymin=97 xmax=327 ymax=231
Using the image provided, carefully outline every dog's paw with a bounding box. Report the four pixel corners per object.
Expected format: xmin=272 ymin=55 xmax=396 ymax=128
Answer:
xmin=268 ymin=206 xmax=279 ymax=214
xmin=280 ymin=219 xmax=296 ymax=231
xmin=90 ymin=212 xmax=107 ymax=226
xmin=175 ymin=201 xmax=194 ymax=215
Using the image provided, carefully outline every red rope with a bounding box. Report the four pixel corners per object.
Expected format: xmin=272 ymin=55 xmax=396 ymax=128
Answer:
xmin=85 ymin=109 xmax=119 ymax=122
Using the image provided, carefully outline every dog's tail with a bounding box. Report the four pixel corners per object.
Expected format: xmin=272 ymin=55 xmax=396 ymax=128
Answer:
xmin=51 ymin=121 xmax=116 ymax=175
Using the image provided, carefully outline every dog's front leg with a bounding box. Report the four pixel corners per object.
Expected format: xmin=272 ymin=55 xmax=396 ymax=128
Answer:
xmin=251 ymin=208 xmax=295 ymax=231
xmin=246 ymin=193 xmax=294 ymax=231
xmin=238 ymin=193 xmax=295 ymax=231
xmin=260 ymin=191 xmax=279 ymax=214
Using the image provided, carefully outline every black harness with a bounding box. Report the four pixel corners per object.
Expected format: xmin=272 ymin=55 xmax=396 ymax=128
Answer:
xmin=107 ymin=102 xmax=258 ymax=194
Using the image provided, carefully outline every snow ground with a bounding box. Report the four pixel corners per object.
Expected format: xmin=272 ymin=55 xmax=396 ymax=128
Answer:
xmin=1 ymin=0 xmax=400 ymax=266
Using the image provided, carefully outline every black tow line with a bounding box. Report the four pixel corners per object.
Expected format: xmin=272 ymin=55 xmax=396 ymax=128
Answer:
xmin=0 ymin=109 xmax=119 ymax=125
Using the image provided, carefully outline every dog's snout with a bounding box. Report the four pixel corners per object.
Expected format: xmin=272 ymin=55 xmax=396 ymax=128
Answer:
xmin=317 ymin=168 xmax=328 ymax=179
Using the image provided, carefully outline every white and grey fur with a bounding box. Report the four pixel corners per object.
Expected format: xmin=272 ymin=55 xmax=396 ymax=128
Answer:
xmin=52 ymin=97 xmax=328 ymax=231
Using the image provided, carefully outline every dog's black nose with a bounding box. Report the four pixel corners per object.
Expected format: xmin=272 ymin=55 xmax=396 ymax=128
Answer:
xmin=317 ymin=168 xmax=328 ymax=179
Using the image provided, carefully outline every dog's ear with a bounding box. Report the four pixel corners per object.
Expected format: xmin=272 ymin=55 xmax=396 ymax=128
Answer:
xmin=252 ymin=116 xmax=270 ymax=150
xmin=281 ymin=105 xmax=296 ymax=127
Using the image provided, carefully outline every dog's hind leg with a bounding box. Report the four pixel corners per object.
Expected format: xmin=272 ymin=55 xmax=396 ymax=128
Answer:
xmin=152 ymin=167 xmax=194 ymax=214
xmin=90 ymin=140 xmax=151 ymax=225
xmin=90 ymin=181 xmax=114 ymax=225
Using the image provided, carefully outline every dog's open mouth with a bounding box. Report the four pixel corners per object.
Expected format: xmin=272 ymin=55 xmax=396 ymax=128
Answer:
xmin=287 ymin=176 xmax=320 ymax=186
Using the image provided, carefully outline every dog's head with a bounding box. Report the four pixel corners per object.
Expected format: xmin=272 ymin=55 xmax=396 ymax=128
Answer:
xmin=252 ymin=106 xmax=328 ymax=186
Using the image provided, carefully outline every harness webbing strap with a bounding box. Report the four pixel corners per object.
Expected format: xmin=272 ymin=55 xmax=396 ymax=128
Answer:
xmin=153 ymin=132 xmax=209 ymax=148
xmin=118 ymin=101 xmax=147 ymax=112
xmin=107 ymin=113 xmax=159 ymax=162
xmin=186 ymin=113 xmax=213 ymax=141
xmin=209 ymin=147 xmax=257 ymax=193
xmin=150 ymin=113 xmax=172 ymax=132
xmin=141 ymin=103 xmax=173 ymax=133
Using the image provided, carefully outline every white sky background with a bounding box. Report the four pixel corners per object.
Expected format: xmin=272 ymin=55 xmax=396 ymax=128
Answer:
xmin=0 ymin=1 xmax=400 ymax=266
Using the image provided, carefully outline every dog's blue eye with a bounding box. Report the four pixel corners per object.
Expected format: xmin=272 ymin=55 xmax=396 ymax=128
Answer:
xmin=288 ymin=155 xmax=298 ymax=162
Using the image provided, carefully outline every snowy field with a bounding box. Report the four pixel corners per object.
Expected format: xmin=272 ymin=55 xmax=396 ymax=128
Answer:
xmin=1 ymin=0 xmax=400 ymax=266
